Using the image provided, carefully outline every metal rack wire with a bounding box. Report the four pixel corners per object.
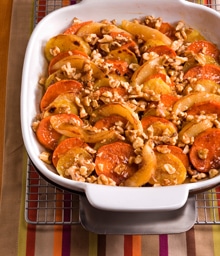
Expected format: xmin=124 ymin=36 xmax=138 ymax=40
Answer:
xmin=25 ymin=0 xmax=220 ymax=226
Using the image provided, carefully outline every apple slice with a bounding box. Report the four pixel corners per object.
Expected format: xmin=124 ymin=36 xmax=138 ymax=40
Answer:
xmin=178 ymin=119 xmax=213 ymax=144
xmin=122 ymin=143 xmax=156 ymax=187
xmin=45 ymin=34 xmax=91 ymax=61
xmin=76 ymin=22 xmax=105 ymax=37
xmin=149 ymin=151 xmax=187 ymax=186
xmin=121 ymin=20 xmax=172 ymax=46
xmin=131 ymin=56 xmax=164 ymax=86
xmin=94 ymin=103 xmax=143 ymax=134
xmin=172 ymin=92 xmax=220 ymax=116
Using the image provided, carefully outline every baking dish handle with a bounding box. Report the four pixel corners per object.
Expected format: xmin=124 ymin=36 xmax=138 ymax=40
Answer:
xmin=80 ymin=0 xmax=183 ymax=4
xmin=85 ymin=184 xmax=189 ymax=212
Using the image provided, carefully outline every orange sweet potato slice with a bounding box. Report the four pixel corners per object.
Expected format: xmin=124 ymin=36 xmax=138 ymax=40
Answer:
xmin=40 ymin=80 xmax=82 ymax=111
xmin=186 ymin=40 xmax=220 ymax=62
xmin=189 ymin=128 xmax=220 ymax=172
xmin=95 ymin=141 xmax=137 ymax=185
xmin=52 ymin=137 xmax=88 ymax=167
xmin=36 ymin=116 xmax=62 ymax=151
xmin=146 ymin=45 xmax=176 ymax=58
xmin=184 ymin=64 xmax=220 ymax=83
xmin=187 ymin=101 xmax=220 ymax=116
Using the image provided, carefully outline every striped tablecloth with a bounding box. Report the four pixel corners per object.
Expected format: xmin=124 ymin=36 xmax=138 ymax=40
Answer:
xmin=1 ymin=0 xmax=220 ymax=255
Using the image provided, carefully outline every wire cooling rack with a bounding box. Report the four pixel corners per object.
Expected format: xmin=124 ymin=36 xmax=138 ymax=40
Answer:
xmin=25 ymin=0 xmax=220 ymax=226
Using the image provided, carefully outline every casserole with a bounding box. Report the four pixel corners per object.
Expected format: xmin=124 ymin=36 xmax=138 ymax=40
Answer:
xmin=21 ymin=0 xmax=220 ymax=212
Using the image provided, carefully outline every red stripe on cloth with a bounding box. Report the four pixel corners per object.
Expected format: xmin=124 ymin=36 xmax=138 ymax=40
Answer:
xmin=124 ymin=235 xmax=132 ymax=256
xmin=26 ymin=165 xmax=39 ymax=255
xmin=186 ymin=227 xmax=196 ymax=256
xmin=26 ymin=225 xmax=36 ymax=256
xmin=37 ymin=0 xmax=46 ymax=23
xmin=159 ymin=234 xmax=168 ymax=256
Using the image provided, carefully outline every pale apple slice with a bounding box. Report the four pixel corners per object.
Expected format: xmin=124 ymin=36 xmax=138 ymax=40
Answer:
xmin=107 ymin=47 xmax=138 ymax=64
xmin=76 ymin=22 xmax=105 ymax=37
xmin=131 ymin=56 xmax=164 ymax=86
xmin=172 ymin=92 xmax=220 ymax=116
xmin=121 ymin=20 xmax=172 ymax=46
xmin=50 ymin=114 xmax=118 ymax=143
xmin=43 ymin=93 xmax=79 ymax=118
xmin=143 ymin=77 xmax=172 ymax=95
xmin=56 ymin=147 xmax=94 ymax=177
xmin=149 ymin=152 xmax=187 ymax=186
xmin=183 ymin=79 xmax=220 ymax=95
xmin=178 ymin=119 xmax=213 ymax=144
xmin=94 ymin=103 xmax=143 ymax=133
xmin=49 ymin=55 xmax=86 ymax=74
xmin=45 ymin=34 xmax=91 ymax=61
xmin=122 ymin=144 xmax=157 ymax=187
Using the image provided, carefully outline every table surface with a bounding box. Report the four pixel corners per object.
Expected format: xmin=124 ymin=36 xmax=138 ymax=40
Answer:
xmin=1 ymin=0 xmax=220 ymax=255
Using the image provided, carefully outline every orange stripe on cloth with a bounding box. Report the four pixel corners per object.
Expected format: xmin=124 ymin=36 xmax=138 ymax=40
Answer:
xmin=124 ymin=235 xmax=141 ymax=256
xmin=53 ymin=190 xmax=63 ymax=256
xmin=62 ymin=0 xmax=70 ymax=6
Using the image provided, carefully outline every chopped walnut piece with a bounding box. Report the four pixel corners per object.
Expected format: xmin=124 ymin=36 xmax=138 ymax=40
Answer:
xmin=209 ymin=169 xmax=219 ymax=178
xmin=39 ymin=152 xmax=51 ymax=164
xmin=197 ymin=148 xmax=209 ymax=160
xmin=97 ymin=174 xmax=116 ymax=186
xmin=164 ymin=164 xmax=176 ymax=174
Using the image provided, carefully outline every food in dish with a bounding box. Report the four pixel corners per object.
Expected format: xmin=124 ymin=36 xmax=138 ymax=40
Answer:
xmin=32 ymin=15 xmax=220 ymax=187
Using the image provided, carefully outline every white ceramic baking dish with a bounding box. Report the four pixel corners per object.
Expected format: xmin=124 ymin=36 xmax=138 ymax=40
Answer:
xmin=21 ymin=0 xmax=220 ymax=212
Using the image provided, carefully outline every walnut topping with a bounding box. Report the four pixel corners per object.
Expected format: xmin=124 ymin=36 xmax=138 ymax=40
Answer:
xmin=197 ymin=148 xmax=209 ymax=160
xmin=164 ymin=164 xmax=176 ymax=174
xmin=39 ymin=152 xmax=51 ymax=164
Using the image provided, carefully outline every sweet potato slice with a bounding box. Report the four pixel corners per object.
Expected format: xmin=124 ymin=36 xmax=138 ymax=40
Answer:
xmin=95 ymin=141 xmax=137 ymax=185
xmin=159 ymin=22 xmax=176 ymax=40
xmin=52 ymin=137 xmax=88 ymax=167
xmin=94 ymin=115 xmax=127 ymax=129
xmin=184 ymin=64 xmax=220 ymax=83
xmin=36 ymin=116 xmax=62 ymax=151
xmin=40 ymin=80 xmax=82 ymax=111
xmin=146 ymin=45 xmax=176 ymax=58
xmin=189 ymin=128 xmax=220 ymax=172
xmin=141 ymin=116 xmax=177 ymax=137
xmin=186 ymin=40 xmax=220 ymax=62
xmin=187 ymin=101 xmax=220 ymax=116
xmin=105 ymin=59 xmax=129 ymax=76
